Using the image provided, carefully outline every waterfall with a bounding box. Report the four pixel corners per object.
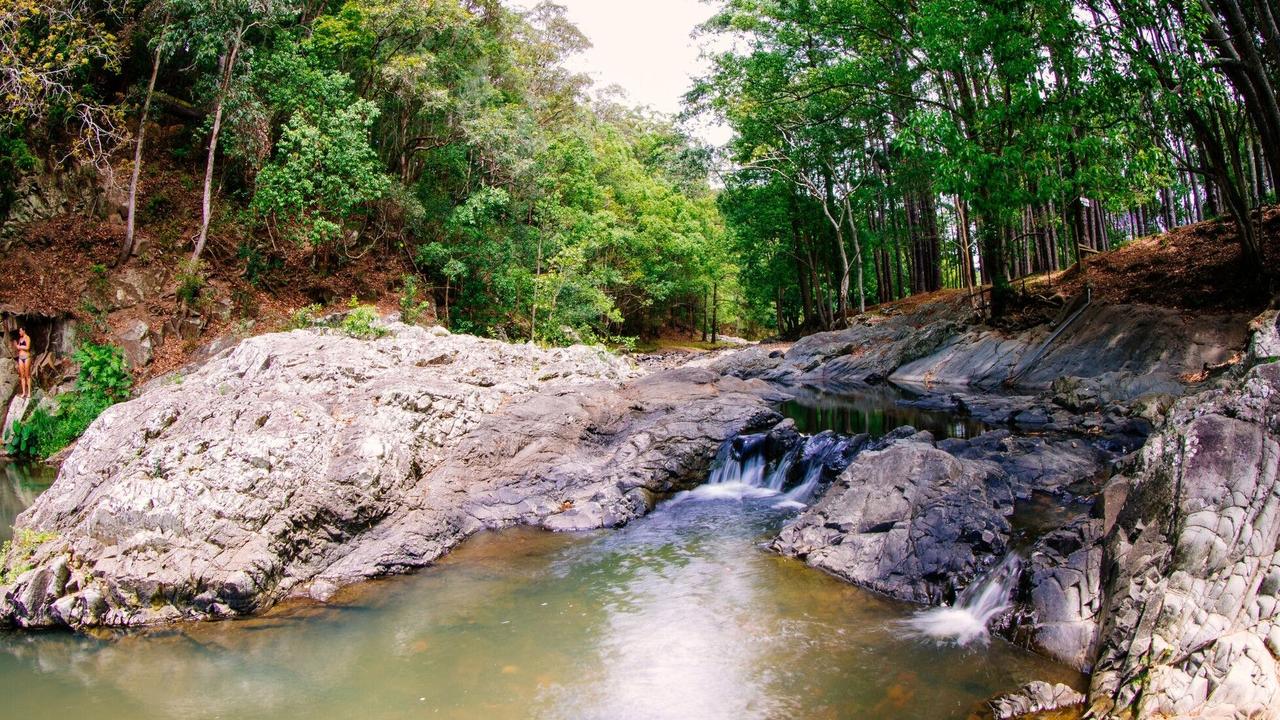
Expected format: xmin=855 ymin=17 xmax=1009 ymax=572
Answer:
xmin=675 ymin=431 xmax=843 ymax=507
xmin=677 ymin=434 xmax=781 ymax=502
xmin=708 ymin=434 xmax=768 ymax=487
xmin=774 ymin=433 xmax=849 ymax=510
xmin=902 ymin=554 xmax=1022 ymax=646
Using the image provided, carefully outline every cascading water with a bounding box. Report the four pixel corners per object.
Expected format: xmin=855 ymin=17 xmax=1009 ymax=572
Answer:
xmin=773 ymin=433 xmax=848 ymax=509
xmin=903 ymin=554 xmax=1023 ymax=646
xmin=677 ymin=434 xmax=787 ymax=502
xmin=674 ymin=430 xmax=846 ymax=507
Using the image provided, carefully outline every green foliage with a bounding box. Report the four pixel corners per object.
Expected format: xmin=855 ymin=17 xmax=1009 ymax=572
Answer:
xmin=175 ymin=259 xmax=206 ymax=307
xmin=4 ymin=409 xmax=54 ymax=459
xmin=237 ymin=241 xmax=283 ymax=289
xmin=78 ymin=299 xmax=109 ymax=332
xmin=286 ymin=304 xmax=323 ymax=330
xmin=0 ymin=134 xmax=37 ymax=217
xmin=73 ymin=342 xmax=131 ymax=401
xmin=251 ymin=99 xmax=390 ymax=248
xmin=6 ymin=342 xmax=131 ymax=460
xmin=339 ymin=301 xmax=389 ymax=339
xmin=5 ymin=394 xmax=111 ymax=460
xmin=0 ymin=529 xmax=59 ymax=585
xmin=399 ymin=274 xmax=432 ymax=325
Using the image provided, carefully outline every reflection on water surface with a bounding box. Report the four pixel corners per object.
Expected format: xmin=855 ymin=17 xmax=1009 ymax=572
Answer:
xmin=0 ymin=467 xmax=1079 ymax=720
xmin=780 ymin=385 xmax=989 ymax=439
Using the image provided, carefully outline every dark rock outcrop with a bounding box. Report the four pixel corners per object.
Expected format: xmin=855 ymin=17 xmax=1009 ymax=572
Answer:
xmin=716 ymin=299 xmax=1248 ymax=409
xmin=772 ymin=437 xmax=1016 ymax=605
xmin=711 ymin=298 xmax=970 ymax=386
xmin=892 ymin=304 xmax=1249 ymax=398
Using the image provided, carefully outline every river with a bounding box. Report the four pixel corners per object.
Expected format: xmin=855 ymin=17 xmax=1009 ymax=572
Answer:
xmin=0 ymin=390 xmax=1081 ymax=719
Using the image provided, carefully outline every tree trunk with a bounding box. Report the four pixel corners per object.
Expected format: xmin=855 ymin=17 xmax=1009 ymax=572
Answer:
xmin=122 ymin=45 xmax=162 ymax=266
xmin=711 ymin=282 xmax=719 ymax=344
xmin=192 ymin=30 xmax=242 ymax=263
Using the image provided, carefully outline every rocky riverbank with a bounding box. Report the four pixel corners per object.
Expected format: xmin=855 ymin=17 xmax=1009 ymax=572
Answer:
xmin=764 ymin=307 xmax=1280 ymax=718
xmin=0 ymin=324 xmax=781 ymax=627
xmin=2 ymin=297 xmax=1276 ymax=720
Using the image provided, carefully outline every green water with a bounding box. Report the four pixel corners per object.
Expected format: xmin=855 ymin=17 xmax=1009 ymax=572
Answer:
xmin=0 ymin=467 xmax=1079 ymax=720
xmin=781 ymin=385 xmax=989 ymax=439
xmin=0 ymin=460 xmax=55 ymax=542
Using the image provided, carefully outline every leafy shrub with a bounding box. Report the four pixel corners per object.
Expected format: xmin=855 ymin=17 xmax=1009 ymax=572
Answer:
xmin=4 ymin=393 xmax=112 ymax=460
xmin=286 ymin=304 xmax=323 ymax=330
xmin=175 ymin=259 xmax=206 ymax=307
xmin=340 ymin=301 xmax=388 ymax=339
xmin=0 ymin=528 xmax=59 ymax=585
xmin=4 ymin=343 xmax=130 ymax=459
xmin=79 ymin=299 xmax=109 ymax=332
xmin=399 ymin=274 xmax=432 ymax=325
xmin=74 ymin=342 xmax=131 ymax=402
xmin=4 ymin=408 xmax=55 ymax=458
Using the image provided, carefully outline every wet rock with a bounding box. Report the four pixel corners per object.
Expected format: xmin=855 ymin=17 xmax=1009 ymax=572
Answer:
xmin=772 ymin=439 xmax=1014 ymax=604
xmin=1085 ymin=361 xmax=1280 ymax=719
xmin=989 ymin=681 xmax=1086 ymax=719
xmin=0 ymin=326 xmax=780 ymax=629
xmin=1025 ymin=518 xmax=1104 ymax=672
xmin=951 ymin=431 xmax=1107 ymax=498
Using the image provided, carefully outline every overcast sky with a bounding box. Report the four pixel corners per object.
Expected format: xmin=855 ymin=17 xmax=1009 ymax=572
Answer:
xmin=511 ymin=0 xmax=732 ymax=145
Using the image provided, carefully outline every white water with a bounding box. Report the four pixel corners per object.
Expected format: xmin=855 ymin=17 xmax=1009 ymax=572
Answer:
xmin=904 ymin=554 xmax=1023 ymax=646
xmin=673 ymin=435 xmax=792 ymax=504
xmin=677 ymin=432 xmax=850 ymax=509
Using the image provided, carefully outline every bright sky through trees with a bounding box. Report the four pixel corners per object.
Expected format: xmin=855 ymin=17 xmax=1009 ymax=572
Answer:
xmin=511 ymin=0 xmax=732 ymax=145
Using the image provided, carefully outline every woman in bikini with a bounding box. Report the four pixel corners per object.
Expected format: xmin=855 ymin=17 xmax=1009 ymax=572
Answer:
xmin=13 ymin=327 xmax=31 ymax=399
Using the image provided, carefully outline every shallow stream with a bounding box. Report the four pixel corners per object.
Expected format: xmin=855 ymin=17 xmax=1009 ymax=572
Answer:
xmin=0 ymin=387 xmax=1082 ymax=720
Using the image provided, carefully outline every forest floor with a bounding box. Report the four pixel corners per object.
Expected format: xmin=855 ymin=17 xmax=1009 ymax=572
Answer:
xmin=0 ymin=157 xmax=420 ymax=381
xmin=1049 ymin=205 xmax=1279 ymax=312
xmin=863 ymin=205 xmax=1279 ymax=332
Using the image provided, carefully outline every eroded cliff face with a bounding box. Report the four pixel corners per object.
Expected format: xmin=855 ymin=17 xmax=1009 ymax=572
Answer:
xmin=1086 ymin=361 xmax=1280 ymax=719
xmin=0 ymin=324 xmax=781 ymax=629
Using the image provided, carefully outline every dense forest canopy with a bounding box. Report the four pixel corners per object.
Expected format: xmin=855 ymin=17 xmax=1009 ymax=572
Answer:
xmin=691 ymin=0 xmax=1279 ymax=329
xmin=2 ymin=0 xmax=737 ymax=345
xmin=1 ymin=0 xmax=1277 ymax=344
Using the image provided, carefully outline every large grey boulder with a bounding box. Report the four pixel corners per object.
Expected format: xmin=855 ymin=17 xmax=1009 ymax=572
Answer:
xmin=1025 ymin=517 xmax=1105 ymax=672
xmin=772 ymin=438 xmax=1014 ymax=604
xmin=1086 ymin=361 xmax=1280 ymax=719
xmin=0 ymin=325 xmax=780 ymax=629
